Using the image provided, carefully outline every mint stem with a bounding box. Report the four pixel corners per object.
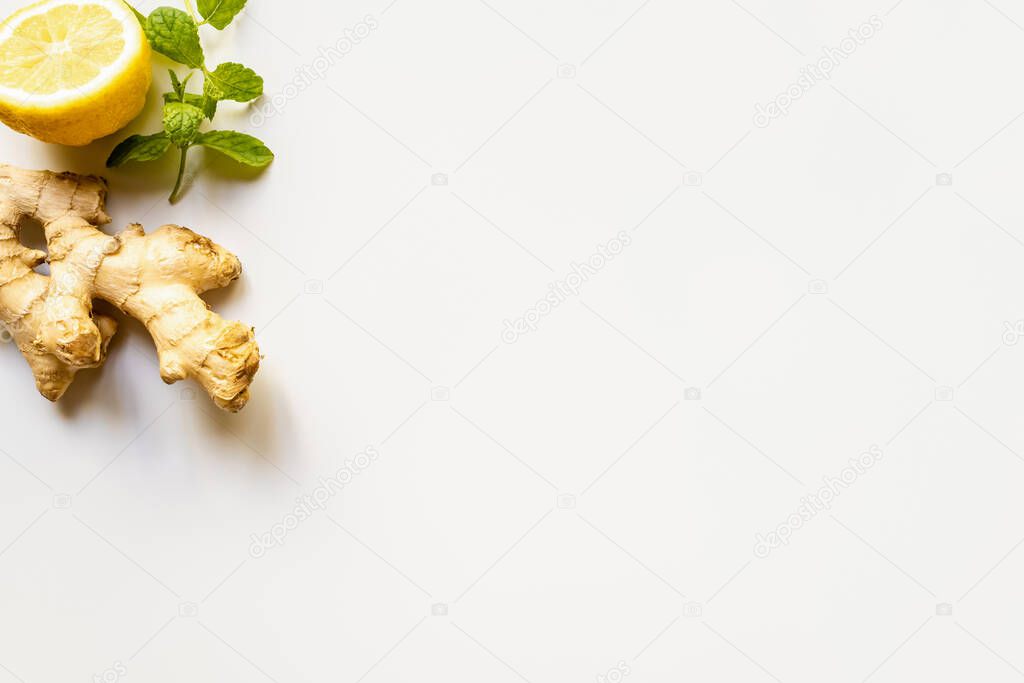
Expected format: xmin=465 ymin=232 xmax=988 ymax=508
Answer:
xmin=170 ymin=146 xmax=189 ymax=203
xmin=184 ymin=0 xmax=201 ymax=23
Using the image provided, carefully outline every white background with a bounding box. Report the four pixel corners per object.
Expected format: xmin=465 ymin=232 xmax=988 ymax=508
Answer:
xmin=1 ymin=0 xmax=1024 ymax=681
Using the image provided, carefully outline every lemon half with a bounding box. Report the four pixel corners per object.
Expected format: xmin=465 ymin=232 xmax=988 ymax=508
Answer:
xmin=0 ymin=0 xmax=151 ymax=145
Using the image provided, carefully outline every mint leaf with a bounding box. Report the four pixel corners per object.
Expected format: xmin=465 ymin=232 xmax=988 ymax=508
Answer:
xmin=163 ymin=91 xmax=215 ymax=119
xmin=107 ymin=134 xmax=172 ymax=167
xmin=196 ymin=0 xmax=246 ymax=29
xmin=191 ymin=93 xmax=218 ymax=119
xmin=168 ymin=69 xmax=184 ymax=100
xmin=198 ymin=95 xmax=218 ymax=120
xmin=195 ymin=131 xmax=274 ymax=166
xmin=163 ymin=102 xmax=205 ymax=146
xmin=145 ymin=8 xmax=204 ymax=69
xmin=204 ymin=62 xmax=263 ymax=102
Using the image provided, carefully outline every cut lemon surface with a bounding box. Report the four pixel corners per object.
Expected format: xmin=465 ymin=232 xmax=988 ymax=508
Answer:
xmin=0 ymin=0 xmax=150 ymax=145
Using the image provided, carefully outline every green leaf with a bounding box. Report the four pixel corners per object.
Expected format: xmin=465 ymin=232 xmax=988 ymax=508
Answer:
xmin=204 ymin=62 xmax=263 ymax=102
xmin=168 ymin=69 xmax=184 ymax=100
xmin=189 ymin=93 xmax=218 ymax=119
xmin=145 ymin=7 xmax=204 ymax=69
xmin=195 ymin=130 xmax=274 ymax=166
xmin=202 ymin=74 xmax=221 ymax=102
xmin=163 ymin=91 xmax=215 ymax=118
xmin=200 ymin=95 xmax=218 ymax=120
xmin=106 ymin=133 xmax=172 ymax=167
xmin=162 ymin=102 xmax=205 ymax=146
xmin=196 ymin=0 xmax=246 ymax=29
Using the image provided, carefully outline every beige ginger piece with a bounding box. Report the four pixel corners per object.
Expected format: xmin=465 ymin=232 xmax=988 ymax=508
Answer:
xmin=0 ymin=164 xmax=260 ymax=411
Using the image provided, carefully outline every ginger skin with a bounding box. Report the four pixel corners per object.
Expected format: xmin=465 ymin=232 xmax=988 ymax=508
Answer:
xmin=0 ymin=164 xmax=260 ymax=411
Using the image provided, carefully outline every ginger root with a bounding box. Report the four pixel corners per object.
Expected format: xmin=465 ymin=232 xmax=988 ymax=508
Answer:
xmin=0 ymin=164 xmax=260 ymax=411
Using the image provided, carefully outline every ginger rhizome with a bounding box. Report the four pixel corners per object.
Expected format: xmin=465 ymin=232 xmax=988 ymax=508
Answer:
xmin=0 ymin=164 xmax=259 ymax=411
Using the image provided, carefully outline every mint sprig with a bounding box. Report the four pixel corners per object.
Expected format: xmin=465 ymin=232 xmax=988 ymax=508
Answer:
xmin=109 ymin=2 xmax=273 ymax=203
